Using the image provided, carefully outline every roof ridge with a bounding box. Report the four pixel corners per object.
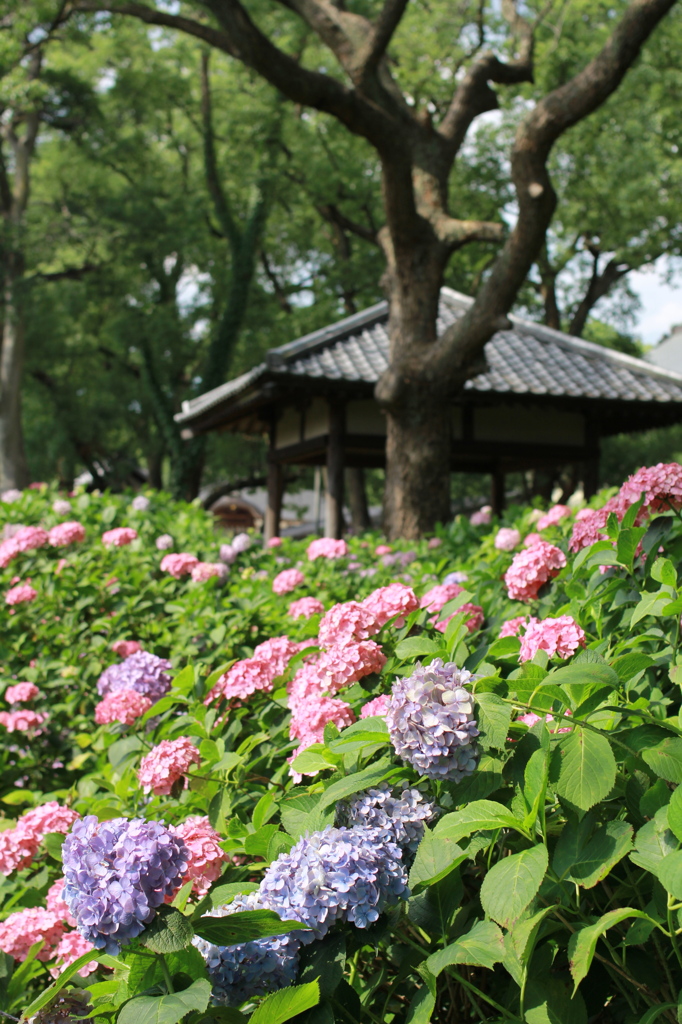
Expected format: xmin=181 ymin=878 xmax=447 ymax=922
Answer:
xmin=266 ymin=299 xmax=389 ymax=367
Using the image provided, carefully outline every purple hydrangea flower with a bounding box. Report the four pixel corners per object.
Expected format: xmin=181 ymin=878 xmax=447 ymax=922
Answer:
xmin=386 ymin=659 xmax=479 ymax=781
xmin=131 ymin=495 xmax=150 ymax=511
xmin=339 ymin=783 xmax=437 ymax=854
xmin=259 ymin=825 xmax=409 ymax=938
xmin=231 ymin=533 xmax=251 ymax=554
xmin=444 ymin=571 xmax=468 ymax=585
xmin=62 ymin=816 xmax=188 ymax=954
xmin=193 ymin=892 xmax=301 ymax=1007
xmin=219 ymin=544 xmax=237 ymax=564
xmin=156 ymin=534 xmax=173 ymax=551
xmin=97 ymin=651 xmax=172 ymax=702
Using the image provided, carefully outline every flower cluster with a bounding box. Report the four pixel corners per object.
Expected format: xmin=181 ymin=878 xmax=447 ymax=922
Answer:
xmin=499 ymin=615 xmax=536 ymax=638
xmin=97 ymin=650 xmax=172 ymax=702
xmin=47 ymin=522 xmax=85 ymax=547
xmin=94 ymin=690 xmax=152 ymax=725
xmin=0 ymin=802 xmax=79 ymax=876
xmin=160 ymin=552 xmax=199 ymax=577
xmin=362 ymin=583 xmax=419 ymax=627
xmin=0 ymin=709 xmax=47 ymax=733
xmin=307 ymin=537 xmax=349 ymax=560
xmin=386 ymin=659 xmax=479 ymax=780
xmin=47 ymin=878 xmax=76 ymax=926
xmin=62 ymin=816 xmax=188 ymax=954
xmin=5 ymin=681 xmax=40 ymax=702
xmin=101 ymin=527 xmax=138 ymax=547
xmin=6 ymin=582 xmax=38 ymax=605
xmin=272 ymin=568 xmax=305 ymax=594
xmin=207 ymin=636 xmax=302 ymax=703
xmin=259 ymin=825 xmax=409 ymax=937
xmin=470 ymin=505 xmax=491 ymax=526
xmin=360 ymin=694 xmax=390 ymax=718
xmin=111 ymin=639 xmax=142 ymax=657
xmin=340 ymin=783 xmax=437 ymax=853
xmin=289 ymin=694 xmax=355 ymax=754
xmin=49 ymin=931 xmax=98 ymax=978
xmin=518 ymin=711 xmax=572 ymax=734
xmin=156 ymin=533 xmax=173 ymax=550
xmin=0 ymin=525 xmax=50 ymax=568
xmin=494 ymin=527 xmax=521 ymax=551
xmin=504 ymin=541 xmax=566 ymax=602
xmin=191 ymin=561 xmax=227 ymax=582
xmin=137 ymin=737 xmax=201 ymax=795
xmin=318 ymin=601 xmax=379 ymax=647
xmin=419 ymin=582 xmax=464 ymax=614
xmin=536 ymin=504 xmax=571 ymax=531
xmin=518 ymin=615 xmax=586 ymax=662
xmin=0 ymin=907 xmax=65 ymax=962
xmin=193 ymin=891 xmax=302 ymax=1007
xmin=231 ymin=533 xmax=252 ymax=553
xmin=171 ymin=816 xmax=229 ymax=895
xmin=619 ymin=462 xmax=682 ymax=514
xmin=288 ymin=596 xmax=324 ymax=619
xmin=131 ymin=495 xmax=150 ymax=511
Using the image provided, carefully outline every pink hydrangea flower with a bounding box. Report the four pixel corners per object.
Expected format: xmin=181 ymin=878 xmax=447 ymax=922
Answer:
xmin=5 ymin=583 xmax=37 ymax=606
xmin=375 ymin=544 xmax=392 ymax=556
xmin=1 ymin=489 xmax=21 ymax=503
xmin=5 ymin=682 xmax=40 ymax=703
xmin=619 ymin=462 xmax=682 ymax=514
xmin=156 ymin=534 xmax=174 ymax=551
xmin=207 ymin=637 xmax=302 ymax=703
xmin=0 ymin=539 xmax=18 ymax=569
xmin=267 ymin=537 xmax=283 ymax=548
xmin=432 ymin=603 xmax=485 ymax=634
xmin=427 ymin=537 xmax=443 ymax=549
xmin=191 ymin=562 xmax=227 ymax=582
xmin=111 ymin=640 xmax=142 ymax=657
xmin=419 ymin=582 xmax=464 ymax=615
xmin=0 ymin=710 xmax=46 ymax=733
xmin=52 ymin=499 xmax=71 ymax=515
xmin=94 ymin=689 xmax=152 ymax=725
xmin=470 ymin=505 xmax=491 ymax=526
xmin=504 ymin=541 xmax=567 ymax=602
xmin=568 ymin=498 xmax=622 ymax=552
xmin=102 ymin=527 xmax=138 ymax=547
xmin=517 ymin=711 xmax=572 ymax=734
xmin=494 ymin=528 xmax=521 ymax=551
xmin=307 ymin=538 xmax=349 ymax=560
xmin=524 ymin=532 xmax=543 ymax=547
xmin=289 ymin=695 xmax=355 ymax=754
xmin=0 ymin=827 xmax=40 ymax=874
xmin=47 ymin=878 xmax=76 ymax=926
xmin=47 ymin=521 xmax=85 ymax=547
xmin=518 ymin=615 xmax=586 ymax=662
xmin=253 ymin=637 xmax=304 ymax=678
xmin=288 ymin=596 xmax=324 ymax=619
xmin=536 ymin=505 xmax=572 ymax=531
xmin=0 ymin=908 xmax=64 ymax=961
xmin=360 ymin=694 xmax=390 ymax=718
xmin=362 ymin=584 xmax=419 ymax=628
xmin=307 ymin=641 xmax=386 ymax=696
xmin=49 ymin=930 xmax=98 ymax=978
xmin=11 ymin=526 xmax=49 ymax=552
xmin=171 ymin=816 xmax=229 ymax=895
xmin=160 ymin=552 xmax=199 ymax=577
xmin=19 ymin=802 xmax=79 ymax=841
xmin=499 ymin=615 xmax=537 ymax=638
xmin=137 ymin=737 xmax=201 ymax=795
xmin=273 ymin=568 xmax=305 ymax=595
xmin=318 ymin=601 xmax=380 ymax=648
xmin=55 ymin=558 xmax=68 ymax=573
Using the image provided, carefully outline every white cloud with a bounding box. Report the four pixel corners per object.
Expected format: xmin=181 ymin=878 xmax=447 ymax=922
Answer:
xmin=630 ymin=265 xmax=682 ymax=346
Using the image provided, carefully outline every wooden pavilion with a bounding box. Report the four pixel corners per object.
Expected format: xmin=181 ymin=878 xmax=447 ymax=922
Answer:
xmin=175 ymin=288 xmax=682 ymax=539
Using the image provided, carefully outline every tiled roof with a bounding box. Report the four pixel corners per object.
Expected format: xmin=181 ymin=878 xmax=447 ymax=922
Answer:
xmin=176 ymin=288 xmax=682 ymax=426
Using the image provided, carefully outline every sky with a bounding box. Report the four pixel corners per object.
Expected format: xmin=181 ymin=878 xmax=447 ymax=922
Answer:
xmin=631 ymin=266 xmax=682 ymax=347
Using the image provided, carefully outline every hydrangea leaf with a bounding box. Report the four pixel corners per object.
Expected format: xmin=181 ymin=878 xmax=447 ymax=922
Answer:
xmin=666 ymin=785 xmax=682 ymax=842
xmin=480 ymin=844 xmax=548 ymax=928
xmin=475 ymin=692 xmax=512 ymax=750
xmin=555 ymin=729 xmax=617 ymax=811
xmin=117 ymin=977 xmax=211 ymax=1024
xmin=426 ymin=920 xmax=505 ymax=975
xmin=249 ymin=979 xmax=320 ymax=1024
xmin=409 ymin=826 xmax=466 ymax=892
xmin=435 ymin=800 xmax=528 ymax=843
xmin=141 ymin=906 xmax=194 ymax=954
xmin=193 ymin=909 xmax=309 ymax=945
xmin=568 ymin=909 xmax=654 ymax=991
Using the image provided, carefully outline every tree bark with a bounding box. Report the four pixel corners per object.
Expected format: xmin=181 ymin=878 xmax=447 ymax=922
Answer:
xmin=346 ymin=466 xmax=371 ymax=532
xmin=0 ymin=259 xmax=29 ymax=489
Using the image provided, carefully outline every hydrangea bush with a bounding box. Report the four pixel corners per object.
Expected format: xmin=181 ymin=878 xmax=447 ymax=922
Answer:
xmin=3 ymin=470 xmax=682 ymax=1022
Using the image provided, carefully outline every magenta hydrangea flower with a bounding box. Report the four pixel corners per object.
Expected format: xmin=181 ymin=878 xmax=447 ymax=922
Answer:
xmin=619 ymin=462 xmax=682 ymax=514
xmin=5 ymin=682 xmax=40 ymax=703
xmin=268 ymin=536 xmax=283 ymax=547
xmin=288 ymin=596 xmax=324 ymax=619
xmin=518 ymin=615 xmax=586 ymax=662
xmin=171 ymin=816 xmax=229 ymax=896
xmin=375 ymin=544 xmax=392 ymax=555
xmin=62 ymin=816 xmax=188 ymax=954
xmin=360 ymin=694 xmax=390 ymax=718
xmin=137 ymin=737 xmax=201 ymax=795
xmin=288 ymin=641 xmax=385 ymax=703
xmin=518 ymin=711 xmax=572 ymax=734
xmin=6 ymin=583 xmax=38 ymax=606
xmin=191 ymin=561 xmax=227 ymax=582
xmin=0 ymin=908 xmax=64 ymax=962
xmin=494 ymin=527 xmax=521 ymax=551
xmin=94 ymin=690 xmax=152 ymax=725
xmin=318 ymin=601 xmax=380 ymax=647
xmin=289 ymin=695 xmax=355 ymax=767
xmin=362 ymin=583 xmax=419 ymax=628
xmin=504 ymin=541 xmax=566 ymax=602
xmin=431 ymin=603 xmax=485 ymax=634
xmin=160 ymin=552 xmax=198 ymax=577
xmin=207 ymin=636 xmax=302 ymax=703
xmin=536 ymin=505 xmax=572 ymax=531
xmin=273 ymin=568 xmax=305 ymax=594
xmin=0 ymin=709 xmax=47 ymax=733
xmin=307 ymin=537 xmax=349 ymax=560
xmin=47 ymin=522 xmax=85 ymax=547
xmin=101 ymin=527 xmax=138 ymax=547
xmin=10 ymin=526 xmax=49 ymax=552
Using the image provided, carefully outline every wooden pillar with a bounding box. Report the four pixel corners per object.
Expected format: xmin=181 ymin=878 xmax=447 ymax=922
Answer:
xmin=491 ymin=465 xmax=505 ymax=517
xmin=346 ymin=466 xmax=371 ymax=533
xmin=325 ymin=402 xmax=345 ymax=538
xmin=264 ymin=457 xmax=283 ymax=542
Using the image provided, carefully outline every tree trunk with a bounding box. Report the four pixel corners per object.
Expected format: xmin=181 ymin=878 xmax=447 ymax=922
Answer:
xmin=346 ymin=466 xmax=371 ymax=533
xmin=0 ymin=262 xmax=29 ymax=490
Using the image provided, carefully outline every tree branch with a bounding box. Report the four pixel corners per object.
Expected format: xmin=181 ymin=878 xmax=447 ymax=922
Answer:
xmin=316 ymin=202 xmax=378 ymax=245
xmin=200 ymin=49 xmax=241 ymax=253
xmin=356 ymin=0 xmax=410 ymax=80
xmin=568 ymin=251 xmax=631 ymax=336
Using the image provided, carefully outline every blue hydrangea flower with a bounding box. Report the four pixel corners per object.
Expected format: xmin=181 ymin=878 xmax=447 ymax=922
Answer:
xmin=259 ymin=825 xmax=409 ymax=938
xmin=339 ymin=783 xmax=437 ymax=853
xmin=97 ymin=651 xmax=171 ymax=702
xmin=386 ymin=659 xmax=479 ymax=780
xmin=62 ymin=816 xmax=188 ymax=954
xmin=193 ymin=892 xmax=301 ymax=1007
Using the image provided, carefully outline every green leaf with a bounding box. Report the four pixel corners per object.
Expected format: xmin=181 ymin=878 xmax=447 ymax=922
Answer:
xmin=475 ymin=692 xmax=512 ymax=749
xmin=297 ymin=934 xmax=346 ymax=998
xmin=631 ymin=587 xmax=676 ymax=627
xmin=404 ymin=984 xmax=436 ymax=1024
xmin=141 ymin=906 xmax=194 ymax=954
xmin=480 ymin=844 xmax=548 ymax=928
xmin=656 ymin=851 xmax=682 ymax=898
xmin=193 ymin=909 xmax=309 ymax=945
xmin=426 ymin=920 xmax=505 ymax=975
xmin=525 ymin=977 xmax=587 ymax=1024
xmin=209 ymin=882 xmax=259 ymax=908
xmin=244 ymin=824 xmax=279 ymax=858
xmin=555 ymin=729 xmax=616 ymax=811
xmin=616 ymin=527 xmax=646 ymax=570
xmin=289 ymin=747 xmax=338 ymax=774
xmin=667 ymin=785 xmax=682 ymax=841
xmin=394 ymin=636 xmax=444 ymax=660
xmin=316 ymin=758 xmax=402 ymax=812
xmin=435 ymin=800 xmax=528 ymax=843
xmin=630 ymin=808 xmax=678 ymax=872
xmin=568 ymin=909 xmax=652 ymax=991
xmin=409 ymin=826 xmax=466 ymax=892
xmin=651 ymin=557 xmax=677 ymax=587
xmin=20 ymin=948 xmax=107 ymax=1020
xmin=107 ymin=735 xmax=143 ymax=768
xmin=249 ymin=980 xmax=320 ymax=1024
xmin=171 ymin=664 xmax=196 ymax=695
xmin=487 ymin=636 xmax=521 ymax=661
xmin=568 ymin=821 xmax=633 ymax=888
xmin=42 ymin=832 xmax=65 ymax=862
xmin=117 ymin=978 xmax=211 ymax=1024
xmin=642 ymin=735 xmax=682 ymax=783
